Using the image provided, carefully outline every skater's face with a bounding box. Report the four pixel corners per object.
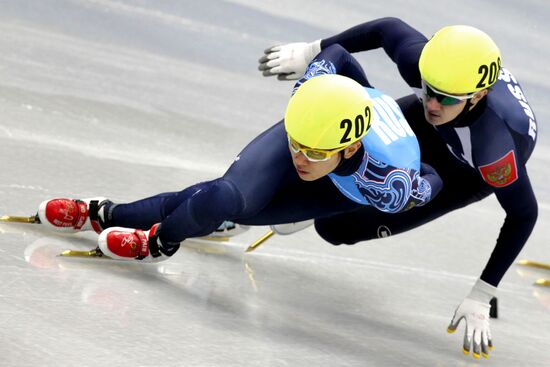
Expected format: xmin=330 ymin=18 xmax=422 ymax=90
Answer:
xmin=421 ymin=81 xmax=488 ymax=126
xmin=290 ymin=141 xmax=362 ymax=181
xmin=422 ymin=96 xmax=468 ymax=125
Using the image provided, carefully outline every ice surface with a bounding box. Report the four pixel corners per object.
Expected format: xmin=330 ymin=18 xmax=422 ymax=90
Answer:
xmin=0 ymin=1 xmax=548 ymax=366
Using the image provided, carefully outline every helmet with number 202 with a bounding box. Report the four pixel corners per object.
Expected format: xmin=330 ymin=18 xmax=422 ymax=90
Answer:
xmin=419 ymin=25 xmax=502 ymax=94
xmin=285 ymin=74 xmax=373 ymax=150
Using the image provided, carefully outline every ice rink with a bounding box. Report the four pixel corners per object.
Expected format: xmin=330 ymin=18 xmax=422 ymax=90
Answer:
xmin=0 ymin=1 xmax=549 ymax=366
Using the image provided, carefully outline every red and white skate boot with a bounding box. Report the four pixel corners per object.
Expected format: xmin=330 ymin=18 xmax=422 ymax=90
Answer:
xmin=37 ymin=197 xmax=109 ymax=234
xmin=97 ymin=224 xmax=178 ymax=262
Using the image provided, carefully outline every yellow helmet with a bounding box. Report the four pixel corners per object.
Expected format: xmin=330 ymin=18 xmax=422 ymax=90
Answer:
xmin=419 ymin=25 xmax=501 ymax=94
xmin=284 ymin=74 xmax=373 ymax=150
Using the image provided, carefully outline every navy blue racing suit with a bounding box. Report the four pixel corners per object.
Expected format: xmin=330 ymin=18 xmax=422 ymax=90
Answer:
xmin=313 ymin=17 xmax=538 ymax=287
xmin=103 ymin=45 xmax=442 ymax=256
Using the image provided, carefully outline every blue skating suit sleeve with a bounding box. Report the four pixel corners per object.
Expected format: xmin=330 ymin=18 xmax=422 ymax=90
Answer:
xmin=321 ymin=17 xmax=427 ymax=90
xmin=328 ymin=87 xmax=433 ymax=213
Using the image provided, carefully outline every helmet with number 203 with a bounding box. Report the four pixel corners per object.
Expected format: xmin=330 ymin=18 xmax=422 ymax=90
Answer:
xmin=284 ymin=74 xmax=373 ymax=150
xmin=419 ymin=25 xmax=502 ymax=94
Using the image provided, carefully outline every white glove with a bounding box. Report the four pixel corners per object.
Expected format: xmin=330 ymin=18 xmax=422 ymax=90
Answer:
xmin=258 ymin=40 xmax=322 ymax=80
xmin=447 ymin=279 xmax=497 ymax=359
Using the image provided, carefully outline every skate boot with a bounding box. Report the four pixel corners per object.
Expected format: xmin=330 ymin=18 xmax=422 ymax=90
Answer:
xmin=208 ymin=220 xmax=249 ymax=239
xmin=37 ymin=197 xmax=110 ymax=234
xmin=98 ymin=223 xmax=179 ymax=262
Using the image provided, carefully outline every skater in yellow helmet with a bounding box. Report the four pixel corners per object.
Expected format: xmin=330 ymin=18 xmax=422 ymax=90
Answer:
xmin=33 ymin=47 xmax=441 ymax=269
xmin=259 ymin=18 xmax=537 ymax=359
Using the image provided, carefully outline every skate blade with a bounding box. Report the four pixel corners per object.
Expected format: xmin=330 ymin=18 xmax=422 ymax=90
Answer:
xmin=199 ymin=236 xmax=230 ymax=242
xmin=517 ymin=260 xmax=550 ymax=271
xmin=245 ymin=230 xmax=275 ymax=252
xmin=535 ymin=279 xmax=550 ymax=287
xmin=59 ymin=248 xmax=108 ymax=258
xmin=0 ymin=215 xmax=39 ymax=224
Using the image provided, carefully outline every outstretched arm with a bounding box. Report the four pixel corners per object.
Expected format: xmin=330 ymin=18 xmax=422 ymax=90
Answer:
xmin=321 ymin=17 xmax=426 ymax=87
xmin=448 ymin=170 xmax=537 ymax=359
xmin=480 ymin=173 xmax=538 ymax=286
xmin=259 ymin=17 xmax=427 ymax=87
